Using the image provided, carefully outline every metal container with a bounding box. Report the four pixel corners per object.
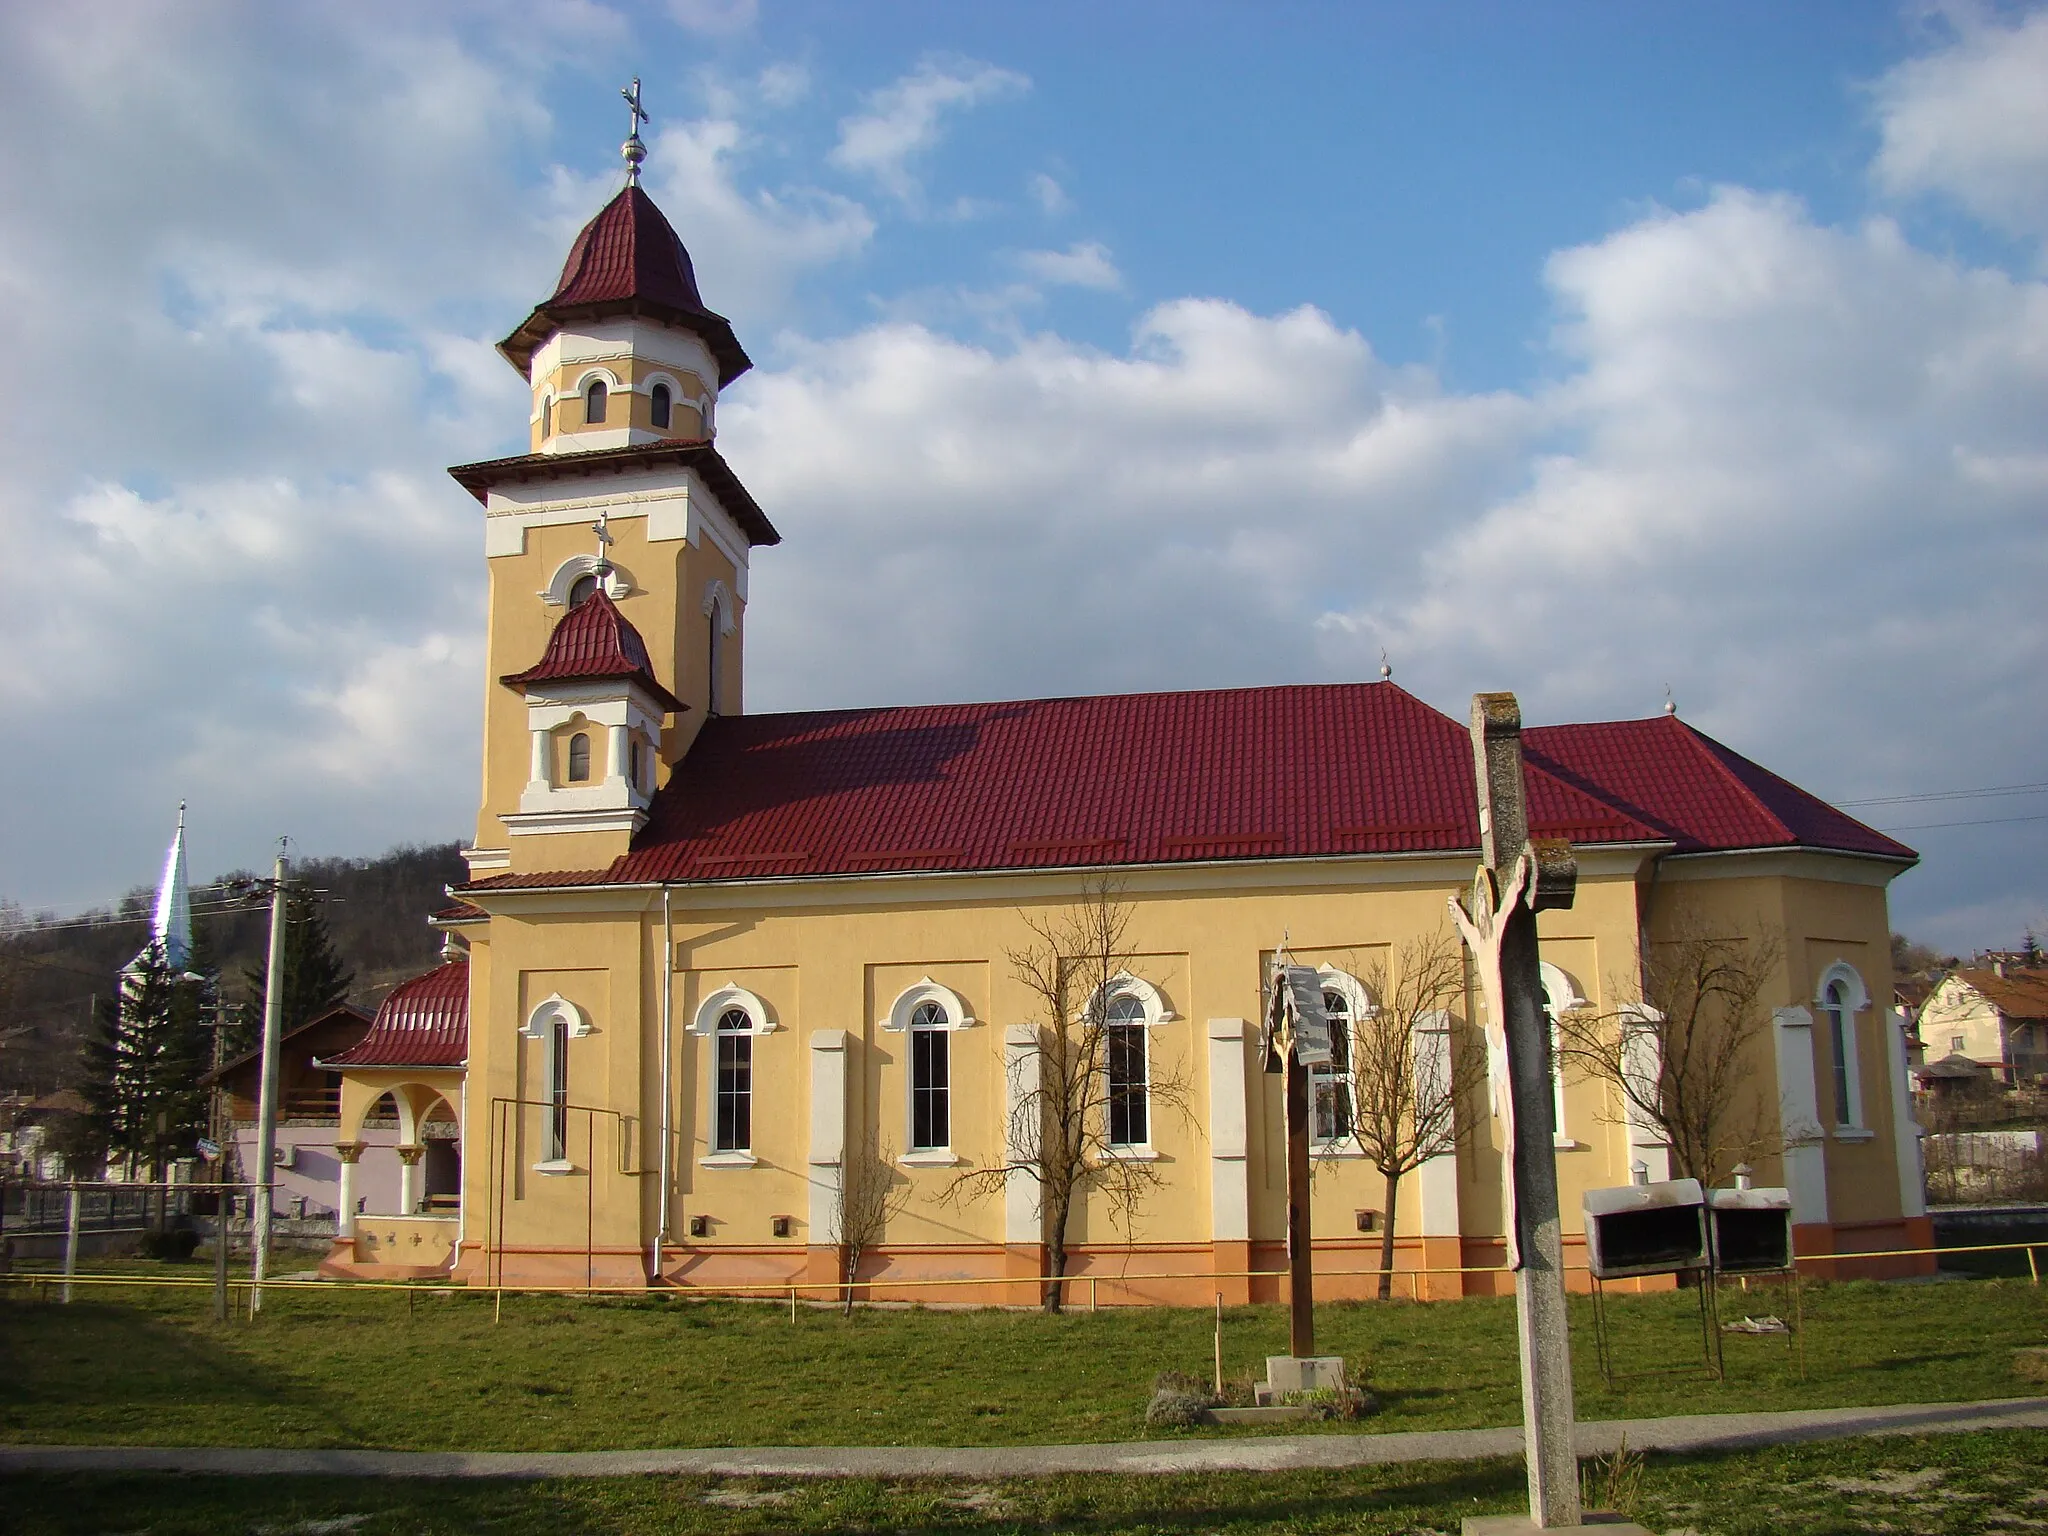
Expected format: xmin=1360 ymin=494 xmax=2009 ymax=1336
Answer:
xmin=1707 ymin=1185 xmax=1793 ymax=1274
xmin=1582 ymin=1177 xmax=1707 ymax=1280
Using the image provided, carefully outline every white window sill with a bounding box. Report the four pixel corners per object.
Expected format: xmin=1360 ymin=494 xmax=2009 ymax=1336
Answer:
xmin=898 ymin=1149 xmax=960 ymax=1167
xmin=1554 ymin=1136 xmax=1588 ymax=1150
xmin=1312 ymin=1143 xmax=1367 ymax=1159
xmin=532 ymin=1159 xmax=576 ymax=1176
xmin=1831 ymin=1126 xmax=1877 ymax=1142
xmin=698 ymin=1151 xmax=758 ymax=1169
xmin=1101 ymin=1144 xmax=1160 ymax=1163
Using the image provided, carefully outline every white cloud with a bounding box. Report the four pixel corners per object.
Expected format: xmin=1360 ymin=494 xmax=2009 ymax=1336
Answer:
xmin=667 ymin=0 xmax=756 ymax=36
xmin=1873 ymin=6 xmax=2048 ymax=241
xmin=829 ymin=55 xmax=1029 ymax=205
xmin=758 ymin=61 xmax=811 ymax=108
xmin=1018 ymin=241 xmax=1122 ymax=290
xmin=1028 ymin=171 xmax=1071 ymax=215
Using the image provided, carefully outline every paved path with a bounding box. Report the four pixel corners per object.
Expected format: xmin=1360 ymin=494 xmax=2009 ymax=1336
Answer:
xmin=4 ymin=1397 xmax=2046 ymax=1481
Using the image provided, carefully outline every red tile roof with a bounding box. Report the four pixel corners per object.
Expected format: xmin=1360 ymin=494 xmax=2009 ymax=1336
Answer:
xmin=462 ymin=682 xmax=1749 ymax=893
xmin=1952 ymin=966 xmax=2048 ymax=1020
xmin=446 ymin=440 xmax=779 ymax=549
xmin=500 ymin=589 xmax=684 ymax=714
xmin=320 ymin=960 xmax=469 ymax=1070
xmin=1522 ymin=714 xmax=1914 ymax=861
xmin=498 ymin=186 xmax=750 ymax=385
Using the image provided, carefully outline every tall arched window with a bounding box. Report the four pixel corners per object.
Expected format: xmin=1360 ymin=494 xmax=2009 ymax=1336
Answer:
xmin=909 ymin=1000 xmax=950 ymax=1151
xmin=714 ymin=1006 xmax=753 ymax=1153
xmin=1312 ymin=987 xmax=1354 ymax=1141
xmin=1105 ymin=992 xmax=1149 ymax=1147
xmin=539 ymin=394 xmax=553 ymax=438
xmin=584 ymin=379 xmax=607 ymax=425
xmin=628 ymin=736 xmax=645 ymax=792
xmin=650 ymin=382 xmax=672 ymax=429
xmin=548 ymin=1009 xmax=570 ymax=1161
xmin=1539 ymin=963 xmax=1584 ymax=1144
xmin=1824 ymin=978 xmax=1854 ymax=1126
xmin=567 ymin=572 xmax=598 ymax=609
xmin=707 ymin=608 xmax=724 ymax=714
xmin=566 ymin=732 xmax=591 ymax=782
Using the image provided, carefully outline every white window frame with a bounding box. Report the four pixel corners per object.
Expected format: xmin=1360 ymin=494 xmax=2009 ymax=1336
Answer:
xmin=882 ymin=981 xmax=975 ymax=1165
xmin=1311 ymin=967 xmax=1375 ymax=1153
xmin=1815 ymin=961 xmax=1870 ymax=1133
xmin=1090 ymin=974 xmax=1172 ymax=1159
xmin=539 ymin=554 xmax=632 ymax=607
xmin=692 ymin=984 xmax=777 ymax=1167
xmin=1540 ymin=962 xmax=1587 ymax=1148
xmin=520 ymin=994 xmax=590 ymax=1173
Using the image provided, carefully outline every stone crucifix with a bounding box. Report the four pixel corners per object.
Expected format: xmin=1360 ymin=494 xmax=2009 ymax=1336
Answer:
xmin=1264 ymin=954 xmax=1334 ymax=1360
xmin=1448 ymin=692 xmax=1583 ymax=1531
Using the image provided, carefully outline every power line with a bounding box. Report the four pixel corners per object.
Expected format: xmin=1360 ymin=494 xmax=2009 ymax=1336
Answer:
xmin=1875 ymin=812 xmax=2048 ymax=833
xmin=1841 ymin=780 xmax=2048 ymax=808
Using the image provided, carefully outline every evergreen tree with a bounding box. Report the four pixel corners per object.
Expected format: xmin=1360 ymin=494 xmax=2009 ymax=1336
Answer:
xmin=236 ymin=883 xmax=354 ymax=1057
xmin=77 ymin=956 xmax=211 ymax=1182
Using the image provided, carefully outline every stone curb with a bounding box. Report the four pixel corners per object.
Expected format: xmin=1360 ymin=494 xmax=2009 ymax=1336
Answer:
xmin=3 ymin=1397 xmax=2047 ymax=1481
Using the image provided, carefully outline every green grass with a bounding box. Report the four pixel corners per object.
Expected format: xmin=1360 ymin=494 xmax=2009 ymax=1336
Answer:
xmin=5 ymin=1431 xmax=2048 ymax=1534
xmin=3 ymin=1266 xmax=2045 ymax=1452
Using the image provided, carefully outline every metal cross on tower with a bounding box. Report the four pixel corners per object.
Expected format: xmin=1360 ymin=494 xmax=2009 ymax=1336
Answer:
xmin=621 ymin=78 xmax=649 ymax=185
xmin=1448 ymin=692 xmax=1582 ymax=1529
xmin=591 ymin=510 xmax=614 ymax=575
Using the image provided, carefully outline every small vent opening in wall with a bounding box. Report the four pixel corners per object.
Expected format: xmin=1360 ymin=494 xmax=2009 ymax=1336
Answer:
xmin=1354 ymin=1209 xmax=1378 ymax=1233
xmin=687 ymin=1214 xmax=710 ymax=1238
xmin=771 ymin=1215 xmax=794 ymax=1238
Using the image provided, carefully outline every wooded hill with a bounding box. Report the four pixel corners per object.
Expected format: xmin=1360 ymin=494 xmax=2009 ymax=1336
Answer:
xmin=0 ymin=842 xmax=466 ymax=1096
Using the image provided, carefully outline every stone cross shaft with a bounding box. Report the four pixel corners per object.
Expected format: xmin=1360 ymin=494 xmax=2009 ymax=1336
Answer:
xmin=1264 ymin=960 xmax=1333 ymax=1359
xmin=1448 ymin=692 xmax=1582 ymax=1529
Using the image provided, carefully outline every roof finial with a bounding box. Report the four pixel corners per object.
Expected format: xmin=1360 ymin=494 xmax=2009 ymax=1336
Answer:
xmin=1379 ymin=649 xmax=1392 ymax=683
xmin=591 ymin=509 xmax=614 ymax=576
xmin=621 ymin=77 xmax=649 ymax=187
xmin=1662 ymin=684 xmax=1676 ymax=717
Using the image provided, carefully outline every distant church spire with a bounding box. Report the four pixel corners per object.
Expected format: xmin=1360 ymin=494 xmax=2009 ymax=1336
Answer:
xmin=128 ymin=802 xmax=193 ymax=976
xmin=621 ymin=77 xmax=649 ymax=186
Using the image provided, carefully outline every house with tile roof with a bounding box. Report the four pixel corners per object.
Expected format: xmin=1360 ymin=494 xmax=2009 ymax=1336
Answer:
xmin=320 ymin=149 xmax=1933 ymax=1297
xmin=1918 ymin=963 xmax=2048 ymax=1088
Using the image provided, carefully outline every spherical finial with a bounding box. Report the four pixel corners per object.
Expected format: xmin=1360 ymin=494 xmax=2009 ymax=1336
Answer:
xmin=1379 ymin=649 xmax=1392 ymax=683
xmin=1662 ymin=684 xmax=1676 ymax=716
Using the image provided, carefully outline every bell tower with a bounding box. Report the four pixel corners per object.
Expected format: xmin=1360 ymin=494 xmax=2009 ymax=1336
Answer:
xmin=451 ymin=86 xmax=780 ymax=878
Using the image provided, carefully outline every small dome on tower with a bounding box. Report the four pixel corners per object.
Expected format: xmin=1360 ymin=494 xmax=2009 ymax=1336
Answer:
xmin=500 ymin=587 xmax=685 ymax=715
xmin=498 ymin=186 xmax=751 ymax=387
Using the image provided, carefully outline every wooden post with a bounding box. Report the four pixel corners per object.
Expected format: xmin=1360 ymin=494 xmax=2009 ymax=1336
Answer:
xmin=1284 ymin=1052 xmax=1314 ymax=1358
xmin=1451 ymin=692 xmax=1582 ymax=1529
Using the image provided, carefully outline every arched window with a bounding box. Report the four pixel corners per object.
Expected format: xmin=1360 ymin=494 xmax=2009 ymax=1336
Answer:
xmin=548 ymin=1009 xmax=570 ymax=1161
xmin=650 ymin=382 xmax=672 ymax=429
xmin=1105 ymin=992 xmax=1149 ymax=1147
xmin=707 ymin=607 xmax=725 ymax=715
xmin=714 ymin=1006 xmax=752 ymax=1153
xmin=1312 ymin=987 xmax=1354 ymax=1141
xmin=539 ymin=394 xmax=553 ymax=438
xmin=909 ymin=1000 xmax=950 ymax=1151
xmin=584 ymin=379 xmax=607 ymax=425
xmin=628 ymin=736 xmax=644 ymax=792
xmin=567 ymin=572 xmax=598 ymax=609
xmin=1539 ymin=963 xmax=1585 ymax=1144
xmin=1824 ymin=979 xmax=1855 ymax=1126
xmin=566 ymin=732 xmax=591 ymax=783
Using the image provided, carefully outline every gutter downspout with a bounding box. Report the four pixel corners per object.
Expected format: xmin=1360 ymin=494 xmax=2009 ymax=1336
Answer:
xmin=654 ymin=884 xmax=674 ymax=1282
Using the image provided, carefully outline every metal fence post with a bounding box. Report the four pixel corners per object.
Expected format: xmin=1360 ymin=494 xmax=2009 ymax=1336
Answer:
xmin=61 ymin=1183 xmax=81 ymax=1303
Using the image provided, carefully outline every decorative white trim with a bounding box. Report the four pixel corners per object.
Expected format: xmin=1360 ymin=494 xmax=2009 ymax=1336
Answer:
xmin=1831 ymin=1127 xmax=1877 ymax=1142
xmin=481 ymin=471 xmax=754 ymax=602
xmin=1091 ymin=972 xmax=1175 ymax=1025
xmin=1413 ymin=1009 xmax=1461 ymax=1240
xmin=1004 ymin=1024 xmax=1043 ymax=1245
xmin=503 ymin=806 xmax=649 ymax=838
xmin=1773 ymin=1004 xmax=1830 ymax=1225
xmin=881 ymin=978 xmax=977 ymax=1033
xmin=1206 ymin=1018 xmax=1250 ymax=1242
xmin=1539 ymin=961 xmax=1586 ymax=1144
xmin=1310 ymin=967 xmax=1374 ymax=1149
xmin=897 ymin=1149 xmax=961 ymax=1167
xmin=570 ymin=365 xmax=624 ymax=397
xmin=692 ymin=983 xmax=778 ymax=1037
xmin=460 ymin=846 xmax=510 ymax=872
xmin=698 ymin=1151 xmax=758 ymax=1169
xmin=1098 ymin=1144 xmax=1160 ymax=1163
xmin=702 ymin=578 xmax=737 ymax=634
xmin=807 ymin=1030 xmax=847 ymax=1239
xmin=540 ymin=555 xmax=633 ymax=606
xmin=532 ymin=1158 xmax=575 ymax=1176
xmin=522 ymin=993 xmax=592 ymax=1040
xmin=1618 ymin=1002 xmax=1672 ymax=1182
xmin=1813 ymin=962 xmax=1870 ymax=1015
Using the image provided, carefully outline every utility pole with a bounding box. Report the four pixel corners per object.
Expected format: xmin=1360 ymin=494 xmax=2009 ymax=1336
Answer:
xmin=250 ymin=841 xmax=288 ymax=1316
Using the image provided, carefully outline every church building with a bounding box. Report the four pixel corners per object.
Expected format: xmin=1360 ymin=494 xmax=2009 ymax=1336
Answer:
xmin=320 ymin=126 xmax=1930 ymax=1299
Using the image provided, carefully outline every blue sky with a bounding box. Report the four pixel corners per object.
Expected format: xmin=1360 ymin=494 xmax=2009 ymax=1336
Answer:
xmin=0 ymin=1 xmax=2044 ymax=953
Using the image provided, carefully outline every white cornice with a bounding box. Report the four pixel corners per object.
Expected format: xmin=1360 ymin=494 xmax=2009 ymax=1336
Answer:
xmin=1659 ymin=847 xmax=1911 ymax=888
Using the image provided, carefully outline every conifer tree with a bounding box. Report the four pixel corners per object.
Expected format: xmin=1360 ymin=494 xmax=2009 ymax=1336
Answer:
xmin=235 ymin=883 xmax=354 ymax=1057
xmin=78 ymin=957 xmax=211 ymax=1182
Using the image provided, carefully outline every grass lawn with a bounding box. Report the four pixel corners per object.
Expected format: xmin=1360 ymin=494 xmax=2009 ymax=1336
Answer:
xmin=5 ymin=1431 xmax=2048 ymax=1534
xmin=2 ymin=1266 xmax=2045 ymax=1452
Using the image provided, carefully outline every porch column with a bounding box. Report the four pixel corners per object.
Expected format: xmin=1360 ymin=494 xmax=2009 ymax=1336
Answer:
xmin=807 ymin=1030 xmax=848 ymax=1294
xmin=1413 ymin=1009 xmax=1463 ymax=1298
xmin=335 ymin=1141 xmax=366 ymax=1236
xmin=1206 ymin=1018 xmax=1251 ymax=1303
xmin=1774 ymin=1006 xmax=1831 ymax=1259
xmin=397 ymin=1144 xmax=425 ymax=1214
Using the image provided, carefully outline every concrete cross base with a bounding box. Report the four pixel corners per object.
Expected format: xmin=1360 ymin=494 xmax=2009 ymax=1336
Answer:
xmin=1462 ymin=1515 xmax=1654 ymax=1535
xmin=1254 ymin=1355 xmax=1347 ymax=1405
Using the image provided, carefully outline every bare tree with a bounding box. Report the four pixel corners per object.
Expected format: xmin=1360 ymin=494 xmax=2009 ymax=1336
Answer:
xmin=1556 ymin=920 xmax=1784 ymax=1189
xmin=952 ymin=876 xmax=1187 ymax=1313
xmin=1322 ymin=928 xmax=1480 ymax=1299
xmin=830 ymin=1137 xmax=909 ymax=1315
